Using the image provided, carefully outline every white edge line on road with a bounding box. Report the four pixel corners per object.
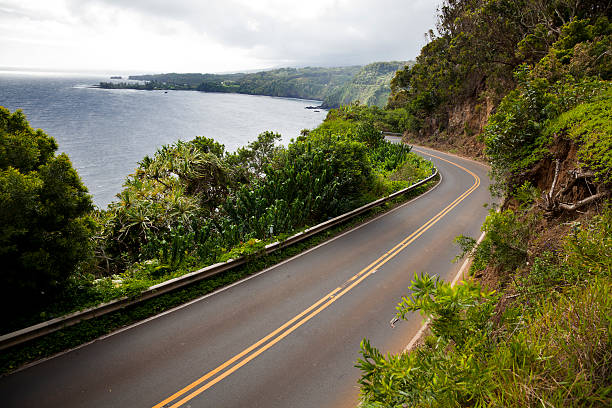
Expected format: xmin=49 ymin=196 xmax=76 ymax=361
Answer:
xmin=11 ymin=171 xmax=444 ymax=375
xmin=403 ymin=229 xmax=487 ymax=352
xmin=403 ymin=213 xmax=491 ymax=352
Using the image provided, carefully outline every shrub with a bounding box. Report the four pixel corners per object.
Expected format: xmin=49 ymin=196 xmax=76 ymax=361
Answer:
xmin=484 ymin=63 xmax=609 ymax=194
xmin=0 ymin=107 xmax=93 ymax=312
xmin=357 ymin=274 xmax=498 ymax=407
xmin=545 ymin=86 xmax=612 ymax=183
xmin=456 ymin=208 xmax=534 ymax=274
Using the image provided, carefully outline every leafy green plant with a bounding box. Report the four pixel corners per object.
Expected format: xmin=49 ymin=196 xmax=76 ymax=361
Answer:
xmin=396 ymin=273 xmax=498 ymax=347
xmin=513 ymin=180 xmax=540 ymax=209
xmin=357 ymin=274 xmax=498 ymax=407
xmin=456 ymin=208 xmax=534 ymax=274
xmin=0 ymin=107 xmax=94 ymax=315
xmin=545 ymin=85 xmax=612 ymax=183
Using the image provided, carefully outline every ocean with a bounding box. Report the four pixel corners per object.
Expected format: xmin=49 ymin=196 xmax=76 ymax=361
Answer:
xmin=0 ymin=72 xmax=327 ymax=207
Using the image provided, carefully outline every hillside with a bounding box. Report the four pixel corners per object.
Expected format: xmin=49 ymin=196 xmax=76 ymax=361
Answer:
xmin=99 ymin=63 xmax=407 ymax=108
xmin=355 ymin=1 xmax=612 ymax=406
xmin=320 ymin=61 xmax=408 ymax=108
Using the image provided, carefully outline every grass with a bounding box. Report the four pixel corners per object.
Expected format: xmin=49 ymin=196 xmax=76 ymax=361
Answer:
xmin=490 ymin=277 xmax=612 ymax=407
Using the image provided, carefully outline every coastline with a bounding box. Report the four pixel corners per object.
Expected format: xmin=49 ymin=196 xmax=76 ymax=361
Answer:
xmin=1 ymin=74 xmax=328 ymax=207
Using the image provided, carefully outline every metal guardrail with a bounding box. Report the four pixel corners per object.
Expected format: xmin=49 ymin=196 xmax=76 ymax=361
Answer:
xmin=0 ymin=167 xmax=438 ymax=351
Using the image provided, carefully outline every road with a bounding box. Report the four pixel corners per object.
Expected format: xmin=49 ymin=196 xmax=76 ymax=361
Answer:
xmin=0 ymin=144 xmax=494 ymax=408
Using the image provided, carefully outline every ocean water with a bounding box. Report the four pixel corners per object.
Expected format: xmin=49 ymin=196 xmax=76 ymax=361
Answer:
xmin=0 ymin=72 xmax=327 ymax=207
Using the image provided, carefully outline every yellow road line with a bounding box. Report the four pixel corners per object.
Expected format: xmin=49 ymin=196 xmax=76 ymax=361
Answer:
xmin=153 ymin=150 xmax=480 ymax=408
xmin=152 ymin=285 xmax=342 ymax=408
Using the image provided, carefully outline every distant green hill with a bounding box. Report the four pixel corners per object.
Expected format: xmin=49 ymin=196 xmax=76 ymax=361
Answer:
xmin=320 ymin=61 xmax=409 ymax=108
xmin=99 ymin=63 xmax=409 ymax=108
xmin=195 ymin=66 xmax=362 ymax=103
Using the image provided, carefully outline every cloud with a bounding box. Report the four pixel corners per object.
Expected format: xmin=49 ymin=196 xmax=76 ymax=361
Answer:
xmin=1 ymin=0 xmax=439 ymax=72
xmin=69 ymin=0 xmax=437 ymax=66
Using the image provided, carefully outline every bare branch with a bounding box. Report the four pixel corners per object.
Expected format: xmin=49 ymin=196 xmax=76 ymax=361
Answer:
xmin=554 ymin=169 xmax=596 ymax=200
xmin=558 ymin=191 xmax=609 ymax=211
xmin=549 ymin=159 xmax=560 ymax=202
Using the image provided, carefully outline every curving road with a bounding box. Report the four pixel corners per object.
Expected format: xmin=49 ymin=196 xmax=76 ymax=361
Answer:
xmin=1 ymin=144 xmax=494 ymax=408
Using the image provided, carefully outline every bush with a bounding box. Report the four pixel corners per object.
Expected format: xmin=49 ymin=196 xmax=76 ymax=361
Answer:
xmin=545 ymin=86 xmax=612 ymax=183
xmin=96 ymin=115 xmax=432 ymax=279
xmin=0 ymin=107 xmax=93 ymax=312
xmin=456 ymin=208 xmax=534 ymax=274
xmin=484 ymin=64 xmax=610 ymax=193
xmin=357 ymin=274 xmax=497 ymax=407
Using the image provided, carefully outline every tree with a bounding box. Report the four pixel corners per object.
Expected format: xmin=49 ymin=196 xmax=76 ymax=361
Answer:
xmin=0 ymin=107 xmax=93 ymax=310
xmin=226 ymin=131 xmax=283 ymax=178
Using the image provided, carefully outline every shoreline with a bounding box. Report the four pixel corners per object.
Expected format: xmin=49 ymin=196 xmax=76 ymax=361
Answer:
xmin=91 ymin=83 xmax=328 ymax=106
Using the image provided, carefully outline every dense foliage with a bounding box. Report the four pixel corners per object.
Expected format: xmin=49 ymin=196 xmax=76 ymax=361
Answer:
xmin=0 ymin=107 xmax=93 ymax=313
xmin=321 ymin=103 xmax=412 ymax=134
xmin=483 ymin=15 xmax=611 ymax=193
xmin=387 ymin=0 xmax=610 ymax=135
xmin=95 ymin=120 xmax=432 ymax=279
xmin=547 ymin=92 xmax=612 ymax=184
xmin=99 ymin=63 xmax=408 ymax=109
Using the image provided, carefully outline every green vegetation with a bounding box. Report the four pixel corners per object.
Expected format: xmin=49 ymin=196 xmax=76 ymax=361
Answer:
xmin=321 ymin=102 xmax=412 ymax=134
xmin=387 ymin=0 xmax=610 ymax=137
xmin=545 ymin=88 xmax=612 ymax=184
xmin=358 ymin=206 xmax=612 ymax=408
xmin=321 ymin=62 xmax=408 ymax=108
xmin=100 ymin=66 xmax=361 ymax=102
xmin=356 ymin=1 xmax=611 ymax=406
xmin=484 ymin=70 xmax=608 ymax=188
xmin=99 ymin=63 xmax=408 ymax=109
xmin=482 ymin=13 xmax=611 ymax=196
xmin=0 ymin=107 xmax=94 ymax=320
xmin=0 ymin=177 xmax=438 ymax=375
xmin=1 ymin=105 xmax=433 ymax=337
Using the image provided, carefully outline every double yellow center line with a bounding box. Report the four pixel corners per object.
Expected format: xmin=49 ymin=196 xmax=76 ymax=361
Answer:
xmin=153 ymin=149 xmax=480 ymax=408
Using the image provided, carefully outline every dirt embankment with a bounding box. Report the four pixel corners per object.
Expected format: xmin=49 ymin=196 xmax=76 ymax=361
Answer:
xmin=401 ymin=97 xmax=495 ymax=160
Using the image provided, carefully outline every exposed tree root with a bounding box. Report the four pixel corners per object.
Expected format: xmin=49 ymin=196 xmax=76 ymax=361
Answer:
xmin=542 ymin=159 xmax=609 ymax=213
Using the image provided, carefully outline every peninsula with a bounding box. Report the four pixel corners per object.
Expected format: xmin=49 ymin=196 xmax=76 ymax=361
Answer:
xmin=98 ymin=62 xmax=409 ymax=108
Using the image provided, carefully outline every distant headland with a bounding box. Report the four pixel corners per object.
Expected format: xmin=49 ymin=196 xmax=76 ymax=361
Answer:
xmin=97 ymin=62 xmax=411 ymax=109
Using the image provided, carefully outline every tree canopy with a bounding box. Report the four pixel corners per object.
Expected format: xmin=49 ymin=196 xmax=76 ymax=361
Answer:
xmin=0 ymin=107 xmax=93 ymax=311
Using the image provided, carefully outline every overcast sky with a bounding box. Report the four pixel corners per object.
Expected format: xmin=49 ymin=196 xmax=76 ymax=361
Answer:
xmin=0 ymin=0 xmax=439 ymax=74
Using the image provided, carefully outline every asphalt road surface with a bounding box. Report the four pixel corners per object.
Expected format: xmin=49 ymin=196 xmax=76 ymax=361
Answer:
xmin=1 ymin=144 xmax=495 ymax=408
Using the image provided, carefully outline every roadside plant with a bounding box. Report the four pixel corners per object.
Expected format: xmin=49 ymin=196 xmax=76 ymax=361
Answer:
xmin=357 ymin=273 xmax=498 ymax=407
xmin=0 ymin=107 xmax=94 ymax=312
xmin=456 ymin=208 xmax=534 ymax=274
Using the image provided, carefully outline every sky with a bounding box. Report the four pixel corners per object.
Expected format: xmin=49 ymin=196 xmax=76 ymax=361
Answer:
xmin=0 ymin=0 xmax=439 ymax=75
